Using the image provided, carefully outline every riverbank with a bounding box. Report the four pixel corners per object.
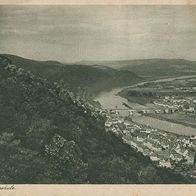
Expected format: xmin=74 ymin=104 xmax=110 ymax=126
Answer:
xmin=95 ymin=74 xmax=196 ymax=136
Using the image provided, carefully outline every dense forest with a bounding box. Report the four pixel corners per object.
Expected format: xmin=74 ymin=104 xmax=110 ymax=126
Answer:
xmin=0 ymin=56 xmax=191 ymax=183
xmin=1 ymin=54 xmax=140 ymax=96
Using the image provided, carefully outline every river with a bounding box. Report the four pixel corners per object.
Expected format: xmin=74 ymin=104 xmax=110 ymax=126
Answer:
xmin=95 ymin=75 xmax=196 ymax=136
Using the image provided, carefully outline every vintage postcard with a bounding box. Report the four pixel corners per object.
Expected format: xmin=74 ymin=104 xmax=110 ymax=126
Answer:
xmin=0 ymin=0 xmax=196 ymax=195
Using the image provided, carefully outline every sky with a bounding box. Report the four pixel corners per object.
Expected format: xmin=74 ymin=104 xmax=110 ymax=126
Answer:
xmin=0 ymin=5 xmax=196 ymax=62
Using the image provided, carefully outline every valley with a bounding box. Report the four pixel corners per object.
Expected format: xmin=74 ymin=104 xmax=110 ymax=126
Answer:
xmin=1 ymin=54 xmax=196 ymax=183
xmin=95 ymin=74 xmax=196 ymax=179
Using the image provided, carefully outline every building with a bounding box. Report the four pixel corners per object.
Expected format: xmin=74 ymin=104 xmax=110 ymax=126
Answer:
xmin=159 ymin=160 xmax=172 ymax=168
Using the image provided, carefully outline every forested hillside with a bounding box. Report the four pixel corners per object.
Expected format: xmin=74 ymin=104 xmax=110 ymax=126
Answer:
xmin=0 ymin=56 xmax=191 ymax=183
xmin=87 ymin=59 xmax=196 ymax=79
xmin=1 ymin=54 xmax=140 ymax=96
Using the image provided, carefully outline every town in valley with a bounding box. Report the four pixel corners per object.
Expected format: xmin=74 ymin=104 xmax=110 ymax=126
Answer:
xmin=95 ymin=75 xmax=196 ymax=179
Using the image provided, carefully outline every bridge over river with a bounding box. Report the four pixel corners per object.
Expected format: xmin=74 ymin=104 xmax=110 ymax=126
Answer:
xmin=95 ymin=75 xmax=196 ymax=136
xmin=99 ymin=107 xmax=173 ymax=115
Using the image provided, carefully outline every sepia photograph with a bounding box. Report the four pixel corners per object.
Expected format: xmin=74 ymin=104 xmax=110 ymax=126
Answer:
xmin=1 ymin=1 xmax=196 ymax=194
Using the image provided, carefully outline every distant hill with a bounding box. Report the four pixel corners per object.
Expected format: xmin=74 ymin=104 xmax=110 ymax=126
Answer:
xmin=80 ymin=58 xmax=196 ymax=79
xmin=0 ymin=54 xmax=140 ymax=96
xmin=0 ymin=56 xmax=190 ymax=183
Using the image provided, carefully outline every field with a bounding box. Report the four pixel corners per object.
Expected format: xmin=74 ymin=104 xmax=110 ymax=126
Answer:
xmin=149 ymin=113 xmax=196 ymax=128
